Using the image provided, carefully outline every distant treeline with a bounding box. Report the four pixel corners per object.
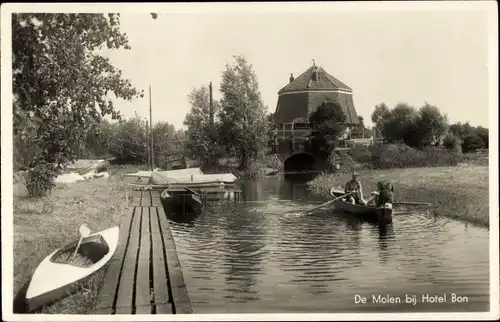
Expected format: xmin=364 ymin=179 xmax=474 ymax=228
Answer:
xmin=371 ymin=102 xmax=488 ymax=153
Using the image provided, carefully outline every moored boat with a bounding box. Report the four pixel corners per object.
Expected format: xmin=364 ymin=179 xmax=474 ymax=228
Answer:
xmin=161 ymin=186 xmax=203 ymax=214
xmin=331 ymin=189 xmax=393 ymax=224
xmin=18 ymin=226 xmax=119 ymax=312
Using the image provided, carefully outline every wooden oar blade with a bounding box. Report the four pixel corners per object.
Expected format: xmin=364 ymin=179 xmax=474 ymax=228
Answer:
xmin=79 ymin=224 xmax=91 ymax=237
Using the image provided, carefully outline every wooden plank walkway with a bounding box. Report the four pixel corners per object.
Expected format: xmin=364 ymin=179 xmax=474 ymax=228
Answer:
xmin=95 ymin=190 xmax=192 ymax=314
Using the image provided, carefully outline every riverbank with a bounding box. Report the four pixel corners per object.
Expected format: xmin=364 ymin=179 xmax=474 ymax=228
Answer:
xmin=13 ymin=175 xmax=128 ymax=313
xmin=307 ymin=164 xmax=490 ymax=227
xmin=201 ymin=154 xmax=283 ymax=179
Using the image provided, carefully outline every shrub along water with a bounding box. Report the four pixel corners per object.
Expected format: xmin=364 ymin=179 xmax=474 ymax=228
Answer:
xmin=329 ymin=143 xmax=461 ymax=172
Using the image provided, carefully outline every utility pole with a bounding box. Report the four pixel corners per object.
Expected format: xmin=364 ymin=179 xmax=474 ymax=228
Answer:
xmin=149 ymin=84 xmax=154 ymax=170
xmin=209 ymin=82 xmax=214 ymax=127
xmin=146 ymin=119 xmax=150 ymax=169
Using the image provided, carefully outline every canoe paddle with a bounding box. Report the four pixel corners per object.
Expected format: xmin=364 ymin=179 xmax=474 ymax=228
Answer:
xmin=70 ymin=224 xmax=91 ymax=263
xmin=300 ymin=192 xmax=354 ymax=215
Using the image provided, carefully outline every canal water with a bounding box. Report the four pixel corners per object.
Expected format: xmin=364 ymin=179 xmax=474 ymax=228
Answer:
xmin=167 ymin=175 xmax=490 ymax=313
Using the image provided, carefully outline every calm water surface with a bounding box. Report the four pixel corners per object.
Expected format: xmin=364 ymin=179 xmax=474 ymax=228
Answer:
xmin=167 ymin=175 xmax=490 ymax=313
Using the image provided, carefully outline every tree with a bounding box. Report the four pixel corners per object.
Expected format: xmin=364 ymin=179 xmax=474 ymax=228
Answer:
xmin=371 ymin=103 xmax=391 ymax=126
xmin=184 ymin=85 xmax=220 ymax=166
xmin=442 ymin=134 xmax=462 ymax=153
xmin=414 ymin=103 xmax=448 ymax=147
xmin=448 ymin=122 xmax=488 ymax=151
xmin=371 ymin=102 xmax=448 ymax=148
xmin=308 ymin=101 xmax=347 ymax=156
xmin=218 ymin=55 xmax=268 ymax=170
xmin=266 ymin=112 xmax=276 ymax=146
xmin=107 ymin=115 xmax=148 ymax=164
xmin=309 ymin=100 xmax=347 ymax=136
xmin=371 ymin=102 xmax=391 ymax=140
xmin=381 ymin=102 xmax=419 ymax=146
xmin=462 ymin=134 xmax=483 ymax=153
xmin=153 ymin=121 xmax=177 ymax=168
xmin=474 ymin=126 xmax=489 ymax=149
xmin=13 ymin=13 xmax=144 ymax=196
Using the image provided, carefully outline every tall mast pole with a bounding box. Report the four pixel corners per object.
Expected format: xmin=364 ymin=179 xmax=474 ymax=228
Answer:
xmin=208 ymin=82 xmax=214 ymax=165
xmin=149 ymin=84 xmax=154 ymax=170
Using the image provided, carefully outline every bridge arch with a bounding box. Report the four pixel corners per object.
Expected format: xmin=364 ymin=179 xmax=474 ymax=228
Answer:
xmin=283 ymin=152 xmax=316 ymax=173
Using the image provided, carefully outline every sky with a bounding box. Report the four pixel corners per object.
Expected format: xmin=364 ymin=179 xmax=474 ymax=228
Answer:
xmin=100 ymin=4 xmax=493 ymax=130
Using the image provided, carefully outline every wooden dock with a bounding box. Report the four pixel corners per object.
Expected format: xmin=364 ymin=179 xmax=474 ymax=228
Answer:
xmin=95 ymin=190 xmax=192 ymax=314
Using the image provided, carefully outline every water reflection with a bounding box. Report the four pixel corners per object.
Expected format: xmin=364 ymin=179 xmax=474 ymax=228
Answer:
xmin=166 ymin=209 xmax=202 ymax=227
xmin=221 ymin=180 xmax=267 ymax=303
xmin=377 ymin=223 xmax=394 ymax=264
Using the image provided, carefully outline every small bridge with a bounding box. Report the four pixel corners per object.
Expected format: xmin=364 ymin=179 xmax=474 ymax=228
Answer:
xmin=272 ymin=126 xmax=320 ymax=173
xmin=272 ymin=125 xmax=372 ymax=173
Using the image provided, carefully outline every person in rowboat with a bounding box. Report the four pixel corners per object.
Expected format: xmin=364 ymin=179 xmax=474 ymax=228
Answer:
xmin=367 ymin=181 xmax=394 ymax=208
xmin=342 ymin=172 xmax=366 ymax=205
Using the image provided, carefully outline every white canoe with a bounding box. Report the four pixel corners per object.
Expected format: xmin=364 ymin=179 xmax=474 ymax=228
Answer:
xmin=25 ymin=226 xmax=119 ymax=312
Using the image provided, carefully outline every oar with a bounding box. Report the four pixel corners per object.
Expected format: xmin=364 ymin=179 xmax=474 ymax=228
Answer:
xmin=301 ymin=192 xmax=354 ymax=215
xmin=70 ymin=224 xmax=91 ymax=262
xmin=393 ymin=201 xmax=435 ymax=207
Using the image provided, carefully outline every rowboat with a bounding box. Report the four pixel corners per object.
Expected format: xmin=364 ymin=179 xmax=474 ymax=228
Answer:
xmin=331 ymin=189 xmax=393 ymax=224
xmin=161 ymin=186 xmax=203 ymax=214
xmin=21 ymin=226 xmax=119 ymax=312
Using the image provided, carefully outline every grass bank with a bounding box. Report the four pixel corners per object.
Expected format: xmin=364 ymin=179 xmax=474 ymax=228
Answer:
xmin=308 ymin=164 xmax=490 ymax=228
xmin=328 ymin=144 xmax=464 ymax=173
xmin=13 ymin=173 xmax=130 ymax=313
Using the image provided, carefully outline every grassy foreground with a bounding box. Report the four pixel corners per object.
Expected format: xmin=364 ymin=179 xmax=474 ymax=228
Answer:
xmin=13 ymin=172 xmax=130 ymax=314
xmin=308 ymin=164 xmax=490 ymax=227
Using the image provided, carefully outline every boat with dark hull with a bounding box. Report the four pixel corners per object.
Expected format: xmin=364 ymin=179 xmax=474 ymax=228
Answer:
xmin=331 ymin=189 xmax=393 ymax=224
xmin=161 ymin=186 xmax=203 ymax=214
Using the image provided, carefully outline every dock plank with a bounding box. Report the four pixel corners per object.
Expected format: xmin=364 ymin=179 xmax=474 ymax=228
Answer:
xmin=156 ymin=303 xmax=173 ymax=314
xmin=157 ymin=207 xmax=193 ymax=314
xmin=96 ymin=188 xmax=191 ymax=315
xmin=115 ymin=207 xmax=142 ymax=310
xmin=95 ymin=208 xmax=134 ymax=310
xmin=115 ymin=307 xmax=132 ymax=314
xmin=130 ymin=190 xmax=142 ymax=198
xmin=135 ymin=207 xmax=151 ymax=309
xmin=150 ymin=207 xmax=171 ymax=306
xmin=135 ymin=305 xmax=152 ymax=314
xmin=151 ymin=190 xmax=161 ymax=199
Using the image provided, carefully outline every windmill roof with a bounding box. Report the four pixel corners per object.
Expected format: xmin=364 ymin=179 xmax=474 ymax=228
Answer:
xmin=278 ymin=65 xmax=352 ymax=94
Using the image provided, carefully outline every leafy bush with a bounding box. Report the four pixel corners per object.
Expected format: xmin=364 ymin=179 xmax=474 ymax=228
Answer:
xmin=26 ymin=162 xmax=59 ymax=197
xmin=349 ymin=145 xmax=373 ymax=164
xmin=107 ymin=116 xmax=148 ymax=164
xmin=263 ymin=154 xmax=283 ymax=170
xmin=371 ymin=144 xmax=459 ymax=168
xmin=442 ymin=134 xmax=462 ymax=153
xmin=330 ymin=143 xmax=460 ymax=170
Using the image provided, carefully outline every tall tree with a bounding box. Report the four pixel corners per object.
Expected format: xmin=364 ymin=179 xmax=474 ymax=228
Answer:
xmin=371 ymin=102 xmax=391 ymax=140
xmin=12 ymin=13 xmax=144 ymax=195
xmin=414 ymin=103 xmax=448 ymax=146
xmin=184 ymin=85 xmax=220 ymax=166
xmin=218 ymin=55 xmax=268 ymax=170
